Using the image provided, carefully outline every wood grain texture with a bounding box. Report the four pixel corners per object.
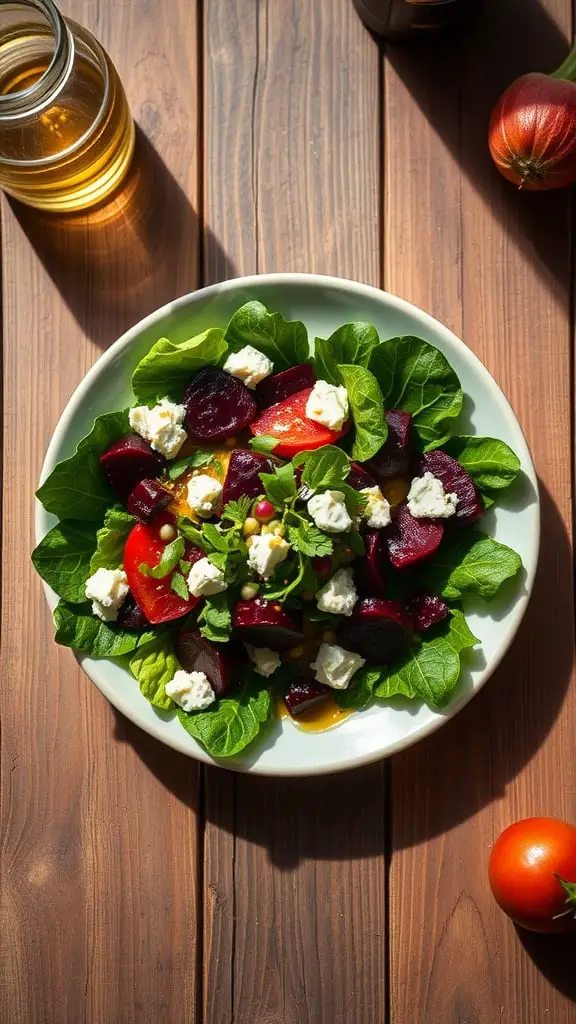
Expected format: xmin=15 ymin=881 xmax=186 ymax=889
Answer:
xmin=0 ymin=3 xmax=202 ymax=1022
xmin=385 ymin=1 xmax=576 ymax=1021
xmin=202 ymin=3 xmax=385 ymax=1022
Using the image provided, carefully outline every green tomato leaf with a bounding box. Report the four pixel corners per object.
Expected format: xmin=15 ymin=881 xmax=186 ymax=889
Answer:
xmin=32 ymin=521 xmax=99 ymax=603
xmin=129 ymin=636 xmax=180 ymax=709
xmin=131 ymin=328 xmax=227 ymax=404
xmin=313 ymin=322 xmax=380 ymax=384
xmin=442 ymin=435 xmax=521 ymax=495
xmin=418 ymin=530 xmax=523 ymax=601
xmin=139 ymin=536 xmax=185 ymax=579
xmin=293 ymin=445 xmax=351 ymax=491
xmin=337 ymin=364 xmax=388 ymax=462
xmin=36 ymin=410 xmax=130 ymax=521
xmin=90 ymin=506 xmax=135 ymax=573
xmin=177 ymin=675 xmax=272 ymax=758
xmin=225 ymin=300 xmax=309 ymax=370
xmin=54 ymin=601 xmax=155 ymax=657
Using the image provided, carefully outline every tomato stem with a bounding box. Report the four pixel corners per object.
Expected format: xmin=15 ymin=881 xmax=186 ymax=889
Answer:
xmin=551 ymin=45 xmax=576 ymax=83
xmin=553 ymin=874 xmax=576 ymax=920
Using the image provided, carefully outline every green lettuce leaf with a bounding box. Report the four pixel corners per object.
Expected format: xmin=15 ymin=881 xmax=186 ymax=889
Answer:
xmin=54 ymin=601 xmax=154 ymax=657
xmin=442 ymin=435 xmax=521 ymax=495
xmin=129 ymin=636 xmax=180 ymax=710
xmin=313 ymin=322 xmax=380 ymax=384
xmin=177 ymin=675 xmax=272 ymax=757
xmin=369 ymin=336 xmax=462 ymax=449
xmin=36 ymin=410 xmax=130 ymax=521
xmin=338 ymin=364 xmax=388 ymax=461
xmin=418 ymin=530 xmax=523 ymax=600
xmin=131 ymin=327 xmax=227 ymax=404
xmin=32 ymin=521 xmax=99 ymax=603
xmin=225 ymin=300 xmax=309 ymax=370
xmin=90 ymin=506 xmax=135 ymax=573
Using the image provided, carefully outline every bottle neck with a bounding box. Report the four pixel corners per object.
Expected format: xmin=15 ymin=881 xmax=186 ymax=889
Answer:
xmin=0 ymin=0 xmax=74 ymax=119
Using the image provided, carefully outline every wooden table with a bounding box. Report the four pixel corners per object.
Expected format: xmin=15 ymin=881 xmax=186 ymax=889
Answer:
xmin=2 ymin=1 xmax=576 ymax=1021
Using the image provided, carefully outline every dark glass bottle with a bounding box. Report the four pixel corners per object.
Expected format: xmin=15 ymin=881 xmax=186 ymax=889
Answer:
xmin=353 ymin=0 xmax=476 ymax=39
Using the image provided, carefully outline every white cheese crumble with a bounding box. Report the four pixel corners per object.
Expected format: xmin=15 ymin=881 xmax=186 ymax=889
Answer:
xmin=187 ymin=557 xmax=228 ymax=597
xmin=84 ymin=567 xmax=129 ymax=622
xmin=247 ymin=533 xmax=291 ymax=578
xmin=407 ymin=471 xmax=458 ymax=519
xmin=317 ymin=568 xmax=358 ymax=617
xmin=311 ymin=643 xmax=366 ymax=690
xmin=307 ymin=490 xmax=353 ymax=533
xmin=223 ymin=345 xmax=274 ymax=389
xmin=361 ymin=485 xmax=392 ymax=529
xmin=165 ymin=670 xmax=216 ymax=712
xmin=129 ymin=398 xmax=187 ymax=459
xmin=245 ymin=645 xmax=281 ymax=678
xmin=305 ymin=380 xmax=349 ymax=431
xmin=186 ymin=474 xmax=222 ymax=517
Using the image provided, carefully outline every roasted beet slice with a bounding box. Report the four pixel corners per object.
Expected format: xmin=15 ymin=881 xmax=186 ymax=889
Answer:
xmin=255 ymin=363 xmax=316 ymax=409
xmin=220 ymin=449 xmax=277 ymax=506
xmin=183 ymin=367 xmax=257 ymax=442
xmin=232 ymin=598 xmax=304 ymax=651
xmin=419 ymin=450 xmax=483 ymax=524
xmin=174 ymin=629 xmax=246 ymax=697
xmin=338 ymin=597 xmax=412 ymax=665
xmin=408 ymin=591 xmax=450 ymax=633
xmin=126 ymin=478 xmax=172 ymax=522
xmin=116 ymin=593 xmax=150 ymax=631
xmin=385 ymin=503 xmax=444 ymax=569
xmin=100 ymin=434 xmax=166 ymax=501
xmin=367 ymin=409 xmax=412 ymax=480
xmin=284 ymin=677 xmax=330 ymax=716
xmin=347 ymin=461 xmax=378 ymax=492
xmin=355 ymin=529 xmax=388 ymax=596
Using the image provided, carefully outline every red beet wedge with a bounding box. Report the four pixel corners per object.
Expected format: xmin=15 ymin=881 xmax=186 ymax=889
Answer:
xmin=175 ymin=629 xmax=245 ymax=697
xmin=408 ymin=591 xmax=450 ymax=633
xmin=385 ymin=503 xmax=444 ymax=569
xmin=355 ymin=529 xmax=388 ymax=596
xmin=127 ymin=478 xmax=172 ymax=522
xmin=116 ymin=593 xmax=150 ymax=631
xmin=338 ymin=597 xmax=413 ymax=665
xmin=347 ymin=461 xmax=378 ymax=492
xmin=284 ymin=677 xmax=330 ymax=716
xmin=221 ymin=449 xmax=277 ymax=506
xmin=419 ymin=450 xmax=483 ymax=524
xmin=183 ymin=367 xmax=257 ymax=442
xmin=232 ymin=598 xmax=304 ymax=650
xmin=367 ymin=409 xmax=412 ymax=480
xmin=100 ymin=434 xmax=166 ymax=501
xmin=255 ymin=363 xmax=316 ymax=409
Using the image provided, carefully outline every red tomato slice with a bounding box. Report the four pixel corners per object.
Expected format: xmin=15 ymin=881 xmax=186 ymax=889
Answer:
xmin=123 ymin=512 xmax=202 ymax=625
xmin=250 ymin=387 xmax=349 ymax=457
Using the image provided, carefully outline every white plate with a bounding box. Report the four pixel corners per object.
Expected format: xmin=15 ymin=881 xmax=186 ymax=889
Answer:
xmin=36 ymin=274 xmax=540 ymax=776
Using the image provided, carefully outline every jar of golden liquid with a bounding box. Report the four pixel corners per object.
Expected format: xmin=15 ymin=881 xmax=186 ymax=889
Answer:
xmin=0 ymin=0 xmax=135 ymax=211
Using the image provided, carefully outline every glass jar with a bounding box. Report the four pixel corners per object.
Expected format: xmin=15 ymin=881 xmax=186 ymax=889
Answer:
xmin=0 ymin=0 xmax=135 ymax=211
xmin=353 ymin=0 xmax=477 ymax=39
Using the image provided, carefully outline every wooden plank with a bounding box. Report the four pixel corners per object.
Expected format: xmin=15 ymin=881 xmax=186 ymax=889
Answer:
xmin=202 ymin=3 xmax=385 ymax=1022
xmin=385 ymin=1 xmax=576 ymax=1021
xmin=0 ymin=3 xmax=202 ymax=1021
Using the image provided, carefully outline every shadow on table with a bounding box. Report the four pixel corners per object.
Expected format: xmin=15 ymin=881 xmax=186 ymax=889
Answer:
xmin=383 ymin=0 xmax=572 ymax=305
xmin=8 ymin=126 xmax=237 ymax=349
xmin=517 ymin=929 xmax=576 ymax=1003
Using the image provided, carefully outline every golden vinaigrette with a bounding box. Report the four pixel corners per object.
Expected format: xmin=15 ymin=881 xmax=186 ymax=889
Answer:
xmin=0 ymin=0 xmax=134 ymax=211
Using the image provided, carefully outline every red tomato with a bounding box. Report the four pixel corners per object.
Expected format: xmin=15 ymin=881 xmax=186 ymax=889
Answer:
xmin=489 ymin=817 xmax=576 ymax=933
xmin=250 ymin=387 xmax=349 ymax=457
xmin=123 ymin=512 xmax=202 ymax=625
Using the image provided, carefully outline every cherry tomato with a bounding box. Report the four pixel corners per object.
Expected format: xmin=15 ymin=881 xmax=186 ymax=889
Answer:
xmin=489 ymin=817 xmax=576 ymax=933
xmin=250 ymin=387 xmax=349 ymax=457
xmin=123 ymin=512 xmax=202 ymax=625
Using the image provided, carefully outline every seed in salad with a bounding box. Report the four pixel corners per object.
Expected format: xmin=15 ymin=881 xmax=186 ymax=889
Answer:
xmin=254 ymin=499 xmax=276 ymax=522
xmin=243 ymin=517 xmax=261 ymax=537
xmin=262 ymin=519 xmax=283 ymax=535
xmin=159 ymin=523 xmax=177 ymax=542
xmin=241 ymin=582 xmax=260 ymax=600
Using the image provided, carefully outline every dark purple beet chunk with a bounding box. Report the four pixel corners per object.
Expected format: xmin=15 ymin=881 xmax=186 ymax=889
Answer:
xmin=385 ymin=503 xmax=444 ymax=569
xmin=100 ymin=434 xmax=166 ymax=501
xmin=347 ymin=461 xmax=378 ymax=492
xmin=338 ymin=597 xmax=412 ymax=665
xmin=117 ymin=594 xmax=150 ymax=631
xmin=355 ymin=530 xmax=388 ymax=596
xmin=181 ymin=544 xmax=205 ymax=567
xmin=174 ymin=629 xmax=246 ymax=697
xmin=221 ymin=449 xmax=277 ymax=506
xmin=408 ymin=591 xmax=450 ymax=633
xmin=232 ymin=598 xmax=304 ymax=651
xmin=284 ymin=677 xmax=330 ymax=716
xmin=183 ymin=367 xmax=257 ymax=442
xmin=419 ymin=450 xmax=483 ymax=524
xmin=366 ymin=409 xmax=412 ymax=480
xmin=126 ymin=478 xmax=172 ymax=522
xmin=255 ymin=363 xmax=316 ymax=409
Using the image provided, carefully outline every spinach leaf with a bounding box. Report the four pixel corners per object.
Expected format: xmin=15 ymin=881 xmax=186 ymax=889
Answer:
xmin=293 ymin=444 xmax=351 ymax=491
xmin=131 ymin=328 xmax=227 ymax=404
xmin=36 ymin=410 xmax=129 ymax=521
xmin=445 ymin=607 xmax=479 ymax=653
xmin=225 ymin=301 xmax=309 ymax=370
xmin=313 ymin=322 xmax=380 ymax=384
xmin=54 ymin=601 xmax=154 ymax=657
xmin=376 ymin=637 xmax=461 ymax=706
xmin=442 ymin=435 xmax=521 ymax=495
xmin=369 ymin=336 xmax=463 ymax=449
xmin=178 ymin=676 xmax=272 ymax=757
xmin=337 ymin=364 xmax=388 ymax=461
xmin=335 ymin=667 xmax=384 ymax=710
xmin=259 ymin=464 xmax=297 ymax=508
xmin=32 ymin=521 xmax=99 ymax=603
xmin=168 ymin=449 xmax=221 ymax=481
xmin=90 ymin=506 xmax=135 ymax=573
xmin=170 ymin=572 xmax=190 ymax=600
xmin=139 ymin=536 xmax=185 ymax=578
xmin=129 ymin=636 xmax=180 ymax=710
xmin=197 ymin=592 xmax=232 ymax=642
xmin=419 ymin=530 xmax=522 ymax=600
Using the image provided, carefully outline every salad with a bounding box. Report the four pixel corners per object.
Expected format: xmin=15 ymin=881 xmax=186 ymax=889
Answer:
xmin=33 ymin=300 xmax=524 ymax=759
